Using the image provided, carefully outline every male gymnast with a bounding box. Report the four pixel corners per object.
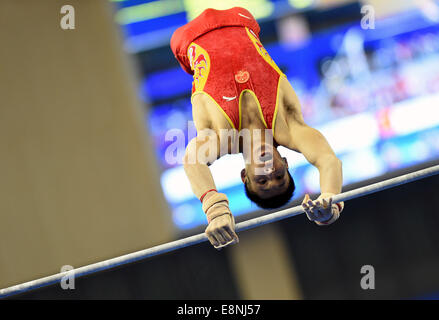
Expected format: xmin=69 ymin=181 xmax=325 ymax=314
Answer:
xmin=170 ymin=7 xmax=344 ymax=249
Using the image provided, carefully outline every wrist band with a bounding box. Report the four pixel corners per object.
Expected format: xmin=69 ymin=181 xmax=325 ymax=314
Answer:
xmin=316 ymin=202 xmax=343 ymax=225
xmin=202 ymin=192 xmax=229 ymax=215
xmin=206 ymin=202 xmax=230 ymax=223
xmin=200 ymin=189 xmax=217 ymax=203
xmin=336 ymin=203 xmax=343 ymax=212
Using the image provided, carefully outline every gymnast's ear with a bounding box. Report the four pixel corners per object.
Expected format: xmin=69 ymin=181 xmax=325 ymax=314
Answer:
xmin=241 ymin=168 xmax=246 ymax=183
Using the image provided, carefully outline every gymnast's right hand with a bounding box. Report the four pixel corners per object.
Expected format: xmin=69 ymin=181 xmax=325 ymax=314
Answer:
xmin=202 ymin=192 xmax=239 ymax=250
xmin=206 ymin=213 xmax=239 ymax=250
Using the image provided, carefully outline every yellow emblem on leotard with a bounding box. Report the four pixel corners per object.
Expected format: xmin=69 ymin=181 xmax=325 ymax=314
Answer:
xmin=187 ymin=42 xmax=211 ymax=93
xmin=245 ymin=27 xmax=283 ymax=76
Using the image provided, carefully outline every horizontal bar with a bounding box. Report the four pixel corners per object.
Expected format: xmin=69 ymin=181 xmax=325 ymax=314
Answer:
xmin=1 ymin=164 xmax=438 ymax=298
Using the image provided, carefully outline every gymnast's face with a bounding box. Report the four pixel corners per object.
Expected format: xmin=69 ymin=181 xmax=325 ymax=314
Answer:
xmin=241 ymin=148 xmax=290 ymax=199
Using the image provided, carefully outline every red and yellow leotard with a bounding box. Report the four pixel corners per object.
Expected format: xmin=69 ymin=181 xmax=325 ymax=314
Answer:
xmin=170 ymin=7 xmax=286 ymax=131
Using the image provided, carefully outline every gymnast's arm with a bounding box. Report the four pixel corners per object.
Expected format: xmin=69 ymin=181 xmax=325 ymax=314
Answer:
xmin=286 ymin=118 xmax=343 ymax=196
xmin=284 ymin=116 xmax=344 ymax=224
xmin=277 ymin=82 xmax=344 ymax=224
xmin=183 ymin=134 xmax=218 ymax=200
xmin=183 ymin=128 xmax=239 ymax=249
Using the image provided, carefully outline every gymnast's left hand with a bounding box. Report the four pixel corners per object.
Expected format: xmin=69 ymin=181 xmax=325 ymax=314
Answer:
xmin=302 ymin=193 xmax=341 ymax=226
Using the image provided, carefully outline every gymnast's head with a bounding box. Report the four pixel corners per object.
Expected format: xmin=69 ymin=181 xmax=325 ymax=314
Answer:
xmin=241 ymin=147 xmax=295 ymax=209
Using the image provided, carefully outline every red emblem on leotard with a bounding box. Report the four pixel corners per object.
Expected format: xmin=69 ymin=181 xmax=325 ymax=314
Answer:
xmin=235 ymin=70 xmax=250 ymax=83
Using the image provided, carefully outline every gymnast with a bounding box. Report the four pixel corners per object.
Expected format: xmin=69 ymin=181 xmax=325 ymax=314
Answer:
xmin=170 ymin=7 xmax=344 ymax=249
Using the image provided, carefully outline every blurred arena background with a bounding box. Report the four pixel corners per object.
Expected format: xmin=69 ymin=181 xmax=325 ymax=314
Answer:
xmin=1 ymin=0 xmax=439 ymax=299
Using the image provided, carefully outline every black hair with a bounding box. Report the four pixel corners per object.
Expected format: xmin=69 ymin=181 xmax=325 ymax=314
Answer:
xmin=244 ymin=171 xmax=295 ymax=209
